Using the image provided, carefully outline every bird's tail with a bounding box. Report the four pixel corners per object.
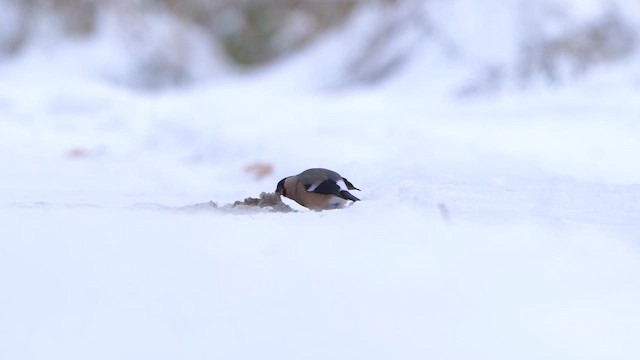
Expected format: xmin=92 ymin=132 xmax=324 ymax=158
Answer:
xmin=340 ymin=190 xmax=360 ymax=202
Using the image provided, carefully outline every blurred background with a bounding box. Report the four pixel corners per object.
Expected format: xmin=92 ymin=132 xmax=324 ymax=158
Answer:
xmin=1 ymin=0 xmax=640 ymax=204
xmin=2 ymin=0 xmax=638 ymax=92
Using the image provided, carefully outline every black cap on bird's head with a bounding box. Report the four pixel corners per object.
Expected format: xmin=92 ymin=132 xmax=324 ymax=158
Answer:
xmin=275 ymin=178 xmax=287 ymax=196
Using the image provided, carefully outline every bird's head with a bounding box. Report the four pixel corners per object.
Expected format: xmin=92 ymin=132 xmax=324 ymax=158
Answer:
xmin=275 ymin=178 xmax=287 ymax=197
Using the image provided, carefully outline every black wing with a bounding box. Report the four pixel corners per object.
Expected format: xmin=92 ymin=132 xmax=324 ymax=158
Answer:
xmin=304 ymin=180 xmax=339 ymax=195
xmin=305 ymin=180 xmax=360 ymax=201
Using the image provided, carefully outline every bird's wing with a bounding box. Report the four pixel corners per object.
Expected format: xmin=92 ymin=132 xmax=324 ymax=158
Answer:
xmin=304 ymin=179 xmax=360 ymax=201
xmin=304 ymin=179 xmax=339 ymax=195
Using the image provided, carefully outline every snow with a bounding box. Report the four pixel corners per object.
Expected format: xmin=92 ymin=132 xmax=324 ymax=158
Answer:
xmin=2 ymin=208 xmax=639 ymax=360
xmin=2 ymin=3 xmax=640 ymax=360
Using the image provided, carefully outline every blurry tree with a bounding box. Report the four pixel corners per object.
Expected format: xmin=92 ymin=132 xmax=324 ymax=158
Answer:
xmin=162 ymin=0 xmax=356 ymax=66
xmin=1 ymin=0 xmax=98 ymax=54
xmin=341 ymin=0 xmax=638 ymax=92
xmin=517 ymin=3 xmax=636 ymax=84
xmin=341 ymin=0 xmax=432 ymax=85
xmin=0 ymin=0 xmax=638 ymax=92
xmin=0 ymin=0 xmax=356 ymax=66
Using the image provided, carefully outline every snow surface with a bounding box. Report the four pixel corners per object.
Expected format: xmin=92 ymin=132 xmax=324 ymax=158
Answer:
xmin=2 ymin=8 xmax=640 ymax=360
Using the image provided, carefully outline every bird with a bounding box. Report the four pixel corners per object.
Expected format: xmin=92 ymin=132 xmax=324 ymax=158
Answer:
xmin=275 ymin=168 xmax=361 ymax=211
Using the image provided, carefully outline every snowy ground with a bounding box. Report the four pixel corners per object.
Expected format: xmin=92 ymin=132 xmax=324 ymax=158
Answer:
xmin=2 ymin=35 xmax=640 ymax=359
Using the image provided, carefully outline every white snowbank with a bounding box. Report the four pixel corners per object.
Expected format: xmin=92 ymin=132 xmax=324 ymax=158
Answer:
xmin=1 ymin=206 xmax=639 ymax=360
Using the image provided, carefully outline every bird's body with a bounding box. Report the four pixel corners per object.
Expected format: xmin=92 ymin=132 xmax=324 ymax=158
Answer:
xmin=276 ymin=168 xmax=360 ymax=211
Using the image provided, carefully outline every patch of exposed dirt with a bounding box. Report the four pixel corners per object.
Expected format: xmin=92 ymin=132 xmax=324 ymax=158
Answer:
xmin=133 ymin=193 xmax=295 ymax=214
xmin=227 ymin=192 xmax=295 ymax=213
xmin=170 ymin=192 xmax=295 ymax=214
